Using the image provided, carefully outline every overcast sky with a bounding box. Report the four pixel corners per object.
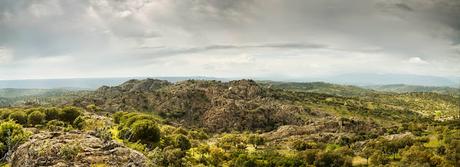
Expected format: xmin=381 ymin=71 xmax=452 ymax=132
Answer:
xmin=0 ymin=0 xmax=459 ymax=80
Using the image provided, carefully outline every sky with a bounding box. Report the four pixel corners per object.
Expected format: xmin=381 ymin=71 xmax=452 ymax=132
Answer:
xmin=0 ymin=0 xmax=459 ymax=80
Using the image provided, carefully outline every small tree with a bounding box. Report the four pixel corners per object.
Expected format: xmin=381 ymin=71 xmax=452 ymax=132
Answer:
xmin=28 ymin=110 xmax=45 ymax=126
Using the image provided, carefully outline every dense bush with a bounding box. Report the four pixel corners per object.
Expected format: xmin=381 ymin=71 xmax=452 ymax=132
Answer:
xmin=114 ymin=112 xmax=162 ymax=145
xmin=43 ymin=108 xmax=60 ymax=121
xmin=8 ymin=111 xmax=28 ymax=125
xmin=247 ymin=134 xmax=265 ymax=149
xmin=73 ymin=116 xmax=85 ymax=129
xmin=314 ymin=151 xmax=352 ymax=167
xmin=46 ymin=120 xmax=66 ymax=131
xmin=174 ymin=135 xmax=191 ymax=151
xmin=128 ymin=120 xmax=161 ymax=144
xmin=58 ymin=142 xmax=82 ymax=160
xmin=0 ymin=121 xmax=31 ymax=157
xmin=59 ymin=107 xmax=81 ymax=123
xmin=112 ymin=111 xmax=126 ymax=124
xmin=28 ymin=110 xmax=45 ymax=126
xmin=124 ymin=115 xmax=156 ymax=127
xmin=369 ymin=150 xmax=389 ymax=165
xmin=0 ymin=109 xmax=12 ymax=119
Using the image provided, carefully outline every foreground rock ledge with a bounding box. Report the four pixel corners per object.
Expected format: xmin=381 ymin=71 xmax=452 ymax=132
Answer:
xmin=9 ymin=131 xmax=149 ymax=167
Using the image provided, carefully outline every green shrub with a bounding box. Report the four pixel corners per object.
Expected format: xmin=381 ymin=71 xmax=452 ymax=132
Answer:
xmin=247 ymin=134 xmax=265 ymax=149
xmin=8 ymin=111 xmax=27 ymax=125
xmin=73 ymin=116 xmax=85 ymax=129
xmin=124 ymin=115 xmax=156 ymax=128
xmin=119 ymin=112 xmax=138 ymax=125
xmin=129 ymin=120 xmax=161 ymax=144
xmin=299 ymin=149 xmax=320 ymax=165
xmin=86 ymin=104 xmax=102 ymax=112
xmin=174 ymin=135 xmax=191 ymax=151
xmin=59 ymin=107 xmax=81 ymax=123
xmin=112 ymin=111 xmax=126 ymax=124
xmin=58 ymin=142 xmax=82 ymax=160
xmin=314 ymin=151 xmax=352 ymax=167
xmin=291 ymin=140 xmax=310 ymax=151
xmin=43 ymin=108 xmax=60 ymax=121
xmin=369 ymin=150 xmax=389 ymax=166
xmin=46 ymin=120 xmax=66 ymax=131
xmin=28 ymin=110 xmax=45 ymax=126
xmin=0 ymin=121 xmax=31 ymax=156
xmin=0 ymin=109 xmax=12 ymax=119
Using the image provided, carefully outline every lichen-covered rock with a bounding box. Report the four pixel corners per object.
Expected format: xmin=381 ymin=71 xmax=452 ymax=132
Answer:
xmin=10 ymin=131 xmax=149 ymax=167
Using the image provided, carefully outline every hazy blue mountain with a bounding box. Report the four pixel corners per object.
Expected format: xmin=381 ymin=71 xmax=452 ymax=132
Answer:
xmin=364 ymin=84 xmax=460 ymax=96
xmin=0 ymin=74 xmax=457 ymax=89
xmin=316 ymin=73 xmax=459 ymax=87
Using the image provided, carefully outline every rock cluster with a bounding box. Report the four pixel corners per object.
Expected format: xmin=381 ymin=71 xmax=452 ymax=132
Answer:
xmin=10 ymin=131 xmax=149 ymax=167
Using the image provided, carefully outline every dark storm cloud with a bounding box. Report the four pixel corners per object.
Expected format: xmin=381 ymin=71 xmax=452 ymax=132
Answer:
xmin=0 ymin=0 xmax=459 ymax=79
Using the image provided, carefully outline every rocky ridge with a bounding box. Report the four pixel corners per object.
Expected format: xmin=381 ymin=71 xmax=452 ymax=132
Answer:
xmin=75 ymin=79 xmax=312 ymax=132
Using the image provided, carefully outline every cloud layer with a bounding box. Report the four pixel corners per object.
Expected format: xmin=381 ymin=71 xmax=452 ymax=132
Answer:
xmin=0 ymin=0 xmax=459 ymax=80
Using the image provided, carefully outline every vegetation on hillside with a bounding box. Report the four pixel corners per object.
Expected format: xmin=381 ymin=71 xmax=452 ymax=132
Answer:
xmin=365 ymin=84 xmax=460 ymax=96
xmin=0 ymin=79 xmax=457 ymax=166
xmin=0 ymin=88 xmax=90 ymax=107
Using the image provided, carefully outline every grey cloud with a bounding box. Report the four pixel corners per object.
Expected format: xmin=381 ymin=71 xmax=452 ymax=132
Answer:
xmin=0 ymin=0 xmax=459 ymax=79
xmin=135 ymin=43 xmax=329 ymax=58
xmin=394 ymin=3 xmax=414 ymax=11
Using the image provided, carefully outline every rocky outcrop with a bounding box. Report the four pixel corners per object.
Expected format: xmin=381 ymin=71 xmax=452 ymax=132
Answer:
xmin=75 ymin=79 xmax=311 ymax=132
xmin=10 ymin=131 xmax=149 ymax=167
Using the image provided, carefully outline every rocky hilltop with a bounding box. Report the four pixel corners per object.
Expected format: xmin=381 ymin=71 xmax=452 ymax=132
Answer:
xmin=75 ymin=79 xmax=310 ymax=132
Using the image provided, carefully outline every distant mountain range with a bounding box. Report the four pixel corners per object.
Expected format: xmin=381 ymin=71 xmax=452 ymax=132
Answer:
xmin=0 ymin=77 xmax=226 ymax=89
xmin=0 ymin=74 xmax=458 ymax=89
xmin=364 ymin=84 xmax=460 ymax=96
